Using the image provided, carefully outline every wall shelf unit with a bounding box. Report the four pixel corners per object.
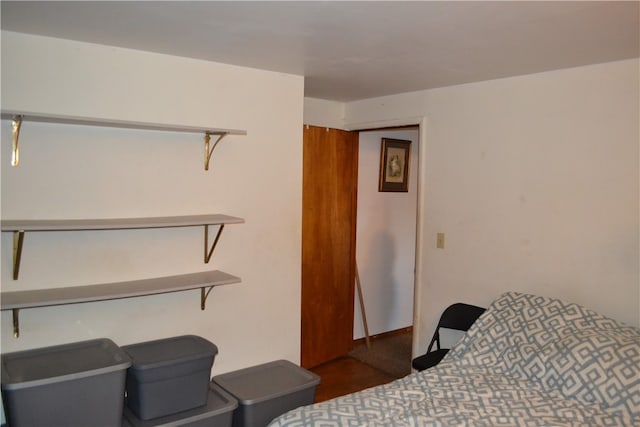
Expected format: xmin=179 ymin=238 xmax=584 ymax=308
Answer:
xmin=1 ymin=111 xmax=247 ymax=170
xmin=1 ymin=111 xmax=247 ymax=338
xmin=2 ymin=214 xmax=244 ymax=280
xmin=1 ymin=270 xmax=241 ymax=338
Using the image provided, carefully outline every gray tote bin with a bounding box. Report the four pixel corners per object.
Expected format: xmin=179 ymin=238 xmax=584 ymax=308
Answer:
xmin=212 ymin=359 xmax=320 ymax=427
xmin=1 ymin=338 xmax=131 ymax=427
xmin=123 ymin=383 xmax=237 ymax=427
xmin=122 ymin=335 xmax=218 ymax=420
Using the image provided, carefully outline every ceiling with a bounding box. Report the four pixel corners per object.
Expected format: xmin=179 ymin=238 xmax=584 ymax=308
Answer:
xmin=2 ymin=1 xmax=639 ymax=102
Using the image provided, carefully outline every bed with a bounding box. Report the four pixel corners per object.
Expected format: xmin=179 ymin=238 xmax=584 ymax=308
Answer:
xmin=270 ymin=292 xmax=640 ymax=426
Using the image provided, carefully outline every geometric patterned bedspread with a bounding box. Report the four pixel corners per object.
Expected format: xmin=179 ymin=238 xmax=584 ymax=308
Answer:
xmin=269 ymin=292 xmax=640 ymax=426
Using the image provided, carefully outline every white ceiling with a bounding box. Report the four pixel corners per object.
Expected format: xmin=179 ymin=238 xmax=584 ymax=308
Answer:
xmin=2 ymin=1 xmax=639 ymax=102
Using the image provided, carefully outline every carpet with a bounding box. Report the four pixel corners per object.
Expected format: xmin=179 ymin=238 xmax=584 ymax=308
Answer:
xmin=348 ymin=330 xmax=413 ymax=378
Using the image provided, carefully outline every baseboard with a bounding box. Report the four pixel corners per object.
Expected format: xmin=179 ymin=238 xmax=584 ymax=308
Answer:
xmin=353 ymin=326 xmax=413 ymax=345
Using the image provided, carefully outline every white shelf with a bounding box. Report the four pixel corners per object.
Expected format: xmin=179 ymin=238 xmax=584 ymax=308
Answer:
xmin=2 ymin=214 xmax=245 ymax=280
xmin=2 ymin=270 xmax=241 ymax=337
xmin=2 ymin=111 xmax=246 ymax=170
xmin=1 ymin=111 xmax=246 ymax=136
xmin=2 ymin=270 xmax=240 ymax=310
xmin=1 ymin=214 xmax=245 ymax=232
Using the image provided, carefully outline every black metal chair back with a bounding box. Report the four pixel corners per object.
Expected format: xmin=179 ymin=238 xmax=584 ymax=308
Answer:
xmin=428 ymin=303 xmax=486 ymax=353
xmin=413 ymin=302 xmax=486 ymax=371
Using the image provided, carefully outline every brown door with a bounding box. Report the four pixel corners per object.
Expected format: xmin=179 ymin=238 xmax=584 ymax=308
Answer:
xmin=301 ymin=125 xmax=359 ymax=368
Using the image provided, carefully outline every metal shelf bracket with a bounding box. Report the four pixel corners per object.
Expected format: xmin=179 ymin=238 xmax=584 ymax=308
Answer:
xmin=200 ymin=286 xmax=215 ymax=310
xmin=12 ymin=231 xmax=25 ymax=280
xmin=10 ymin=285 xmax=219 ymax=337
xmin=11 ymin=115 xmax=23 ymax=167
xmin=204 ymin=132 xmax=228 ymax=171
xmin=204 ymin=224 xmax=225 ymax=263
xmin=12 ymin=309 xmax=20 ymax=338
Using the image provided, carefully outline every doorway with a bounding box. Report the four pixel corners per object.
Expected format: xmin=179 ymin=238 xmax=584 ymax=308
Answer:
xmin=351 ymin=127 xmax=419 ymax=376
xmin=300 ymin=124 xmax=421 ymax=370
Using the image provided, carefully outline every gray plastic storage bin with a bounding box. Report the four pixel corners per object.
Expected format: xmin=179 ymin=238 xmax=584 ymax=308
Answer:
xmin=123 ymin=383 xmax=237 ymax=427
xmin=1 ymin=338 xmax=131 ymax=427
xmin=212 ymin=359 xmax=320 ymax=427
xmin=122 ymin=335 xmax=218 ymax=420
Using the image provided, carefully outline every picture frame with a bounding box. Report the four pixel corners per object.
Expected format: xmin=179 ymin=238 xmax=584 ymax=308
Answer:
xmin=378 ymin=138 xmax=411 ymax=192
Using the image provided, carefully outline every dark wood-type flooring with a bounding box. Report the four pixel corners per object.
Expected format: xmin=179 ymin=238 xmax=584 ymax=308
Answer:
xmin=309 ymin=328 xmax=413 ymax=402
xmin=310 ymin=356 xmax=399 ymax=402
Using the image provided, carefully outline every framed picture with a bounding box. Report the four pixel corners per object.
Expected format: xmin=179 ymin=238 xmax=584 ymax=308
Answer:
xmin=378 ymin=138 xmax=411 ymax=192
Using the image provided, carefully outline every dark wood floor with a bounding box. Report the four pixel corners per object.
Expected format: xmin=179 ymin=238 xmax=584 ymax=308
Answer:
xmin=309 ymin=356 xmax=399 ymax=402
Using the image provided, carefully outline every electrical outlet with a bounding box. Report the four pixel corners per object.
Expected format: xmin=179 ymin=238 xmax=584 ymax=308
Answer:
xmin=436 ymin=233 xmax=445 ymax=249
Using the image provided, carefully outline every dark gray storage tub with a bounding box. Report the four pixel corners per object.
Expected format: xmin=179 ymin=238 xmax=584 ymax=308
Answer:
xmin=122 ymin=335 xmax=218 ymax=420
xmin=1 ymin=338 xmax=131 ymax=427
xmin=123 ymin=383 xmax=237 ymax=427
xmin=212 ymin=359 xmax=320 ymax=427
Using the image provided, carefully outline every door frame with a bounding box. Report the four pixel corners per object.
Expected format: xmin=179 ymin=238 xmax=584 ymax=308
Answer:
xmin=353 ymin=125 xmax=420 ymax=344
xmin=347 ymin=116 xmax=427 ymax=359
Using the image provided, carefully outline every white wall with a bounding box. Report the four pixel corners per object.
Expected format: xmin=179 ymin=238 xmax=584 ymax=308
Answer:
xmin=0 ymin=31 xmax=304 ymax=374
xmin=354 ymin=129 xmax=419 ymax=339
xmin=345 ymin=59 xmax=640 ymax=355
xmin=303 ymin=98 xmax=345 ymax=130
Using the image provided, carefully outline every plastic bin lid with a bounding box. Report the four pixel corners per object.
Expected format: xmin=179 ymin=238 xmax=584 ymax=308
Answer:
xmin=123 ymin=383 xmax=238 ymax=426
xmin=1 ymin=338 xmax=131 ymax=390
xmin=212 ymin=359 xmax=320 ymax=404
xmin=122 ymin=335 xmax=218 ymax=370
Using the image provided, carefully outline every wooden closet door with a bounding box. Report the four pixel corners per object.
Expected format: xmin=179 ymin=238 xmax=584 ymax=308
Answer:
xmin=301 ymin=125 xmax=358 ymax=368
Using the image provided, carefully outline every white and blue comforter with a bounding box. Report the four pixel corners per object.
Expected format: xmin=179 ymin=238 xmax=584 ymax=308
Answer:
xmin=270 ymin=292 xmax=640 ymax=426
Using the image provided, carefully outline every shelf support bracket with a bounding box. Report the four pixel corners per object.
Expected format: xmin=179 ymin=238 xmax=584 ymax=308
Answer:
xmin=11 ymin=115 xmax=23 ymax=167
xmin=200 ymin=286 xmax=215 ymax=310
xmin=204 ymin=224 xmax=225 ymax=263
xmin=204 ymin=132 xmax=228 ymax=171
xmin=12 ymin=230 xmax=25 ymax=280
xmin=12 ymin=309 xmax=20 ymax=338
